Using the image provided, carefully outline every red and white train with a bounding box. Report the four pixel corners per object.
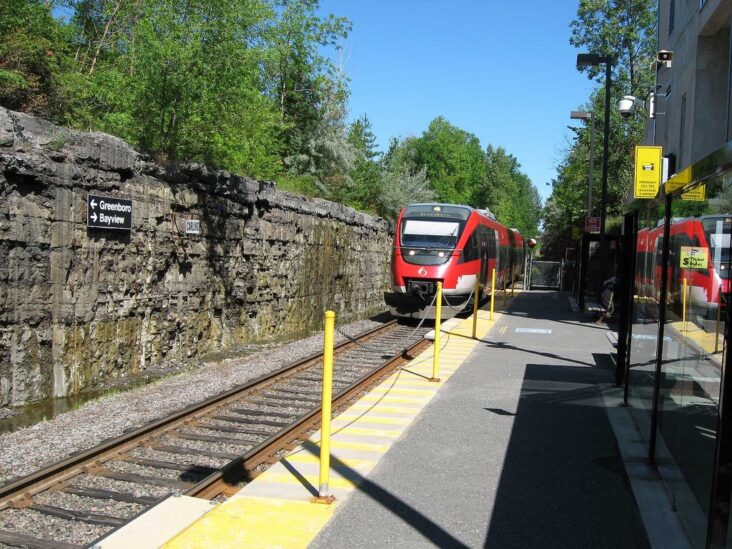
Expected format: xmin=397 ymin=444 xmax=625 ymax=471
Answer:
xmin=635 ymin=215 xmax=732 ymax=318
xmin=385 ymin=203 xmax=527 ymax=319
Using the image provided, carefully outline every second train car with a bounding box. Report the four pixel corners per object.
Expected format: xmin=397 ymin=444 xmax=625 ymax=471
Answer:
xmin=385 ymin=203 xmax=526 ymax=319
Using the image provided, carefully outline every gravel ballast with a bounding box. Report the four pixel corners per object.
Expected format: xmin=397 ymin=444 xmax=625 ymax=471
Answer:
xmin=0 ymin=319 xmax=386 ymax=485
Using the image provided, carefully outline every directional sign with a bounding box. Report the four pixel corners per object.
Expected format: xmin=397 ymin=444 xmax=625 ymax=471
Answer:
xmin=634 ymin=146 xmax=663 ymax=199
xmin=87 ymin=194 xmax=132 ymax=230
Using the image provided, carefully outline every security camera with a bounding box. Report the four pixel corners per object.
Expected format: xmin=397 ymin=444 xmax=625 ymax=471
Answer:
xmin=618 ymin=96 xmax=637 ymax=118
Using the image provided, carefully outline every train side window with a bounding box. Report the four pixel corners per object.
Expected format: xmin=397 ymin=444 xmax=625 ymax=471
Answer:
xmin=655 ymin=238 xmax=665 ymax=266
xmin=463 ymin=232 xmax=480 ymax=262
xmin=486 ymin=230 xmax=497 ymax=259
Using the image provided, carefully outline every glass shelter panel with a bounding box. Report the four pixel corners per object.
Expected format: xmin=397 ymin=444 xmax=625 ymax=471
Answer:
xmin=658 ymin=209 xmax=727 ymax=544
xmin=628 ymin=206 xmax=665 ymax=431
xmin=627 ymin=170 xmax=732 ymax=548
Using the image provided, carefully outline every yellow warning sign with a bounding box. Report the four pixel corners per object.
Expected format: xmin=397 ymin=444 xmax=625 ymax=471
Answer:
xmin=681 ymin=183 xmax=706 ymax=201
xmin=634 ymin=146 xmax=663 ymax=199
xmin=665 ymin=166 xmax=691 ymax=194
xmin=680 ymin=246 xmax=708 ymax=269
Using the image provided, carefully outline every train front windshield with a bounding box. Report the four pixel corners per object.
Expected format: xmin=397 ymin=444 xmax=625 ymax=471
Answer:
xmin=399 ymin=217 xmax=465 ymax=266
xmin=703 ymin=217 xmax=732 ymax=279
xmin=400 ymin=219 xmax=462 ymax=249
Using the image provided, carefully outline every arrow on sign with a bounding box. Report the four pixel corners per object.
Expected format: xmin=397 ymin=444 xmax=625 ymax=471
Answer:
xmin=90 ymin=212 xmax=97 ymax=222
xmin=90 ymin=199 xmax=97 ymax=209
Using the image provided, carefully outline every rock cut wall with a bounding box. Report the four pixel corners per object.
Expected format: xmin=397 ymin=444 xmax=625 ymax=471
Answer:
xmin=0 ymin=108 xmax=392 ymax=407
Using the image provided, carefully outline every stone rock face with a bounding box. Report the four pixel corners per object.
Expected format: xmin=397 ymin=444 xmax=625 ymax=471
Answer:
xmin=0 ymin=108 xmax=393 ymax=407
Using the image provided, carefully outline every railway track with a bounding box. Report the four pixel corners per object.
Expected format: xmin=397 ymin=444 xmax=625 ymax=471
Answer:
xmin=0 ymin=321 xmax=430 ymax=549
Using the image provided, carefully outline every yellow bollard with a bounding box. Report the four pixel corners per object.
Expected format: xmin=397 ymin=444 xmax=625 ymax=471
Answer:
xmin=490 ymin=268 xmax=496 ymax=321
xmin=716 ymin=285 xmax=722 ymax=353
xmin=431 ymin=282 xmax=442 ymax=382
xmin=682 ymin=278 xmax=688 ymax=334
xmin=472 ymin=277 xmax=481 ymax=339
xmin=315 ymin=310 xmax=336 ymax=503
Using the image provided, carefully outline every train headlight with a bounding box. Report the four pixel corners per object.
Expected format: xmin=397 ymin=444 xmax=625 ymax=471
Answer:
xmin=408 ymin=250 xmax=416 ymax=256
xmin=438 ymin=251 xmax=445 ymax=258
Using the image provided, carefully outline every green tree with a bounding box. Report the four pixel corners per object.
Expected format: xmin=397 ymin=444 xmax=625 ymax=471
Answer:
xmin=543 ymin=0 xmax=656 ymax=257
xmin=570 ymin=0 xmax=656 ymax=93
xmin=344 ymin=114 xmax=382 ymax=212
xmin=412 ymin=117 xmax=486 ymax=204
xmin=378 ymin=167 xmax=434 ymax=218
xmin=0 ymin=1 xmax=70 ymax=117
xmin=477 ymin=145 xmax=540 ymax=236
xmin=263 ymin=0 xmax=350 ymax=166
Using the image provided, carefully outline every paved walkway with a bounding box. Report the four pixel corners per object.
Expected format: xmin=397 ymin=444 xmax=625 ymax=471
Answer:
xmin=311 ymin=291 xmax=654 ymax=548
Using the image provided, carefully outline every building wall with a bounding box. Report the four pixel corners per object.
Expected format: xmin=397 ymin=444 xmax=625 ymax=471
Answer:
xmin=0 ymin=108 xmax=393 ymax=407
xmin=654 ymin=0 xmax=731 ymax=168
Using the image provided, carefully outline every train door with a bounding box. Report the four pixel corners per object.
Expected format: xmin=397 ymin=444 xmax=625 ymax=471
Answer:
xmin=653 ymin=236 xmax=665 ymax=304
xmin=478 ymin=226 xmax=490 ymax=287
xmin=507 ymin=230 xmax=516 ymax=282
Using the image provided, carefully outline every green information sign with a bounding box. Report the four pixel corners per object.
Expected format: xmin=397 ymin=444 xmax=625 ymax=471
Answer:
xmin=680 ymin=246 xmax=708 ymax=269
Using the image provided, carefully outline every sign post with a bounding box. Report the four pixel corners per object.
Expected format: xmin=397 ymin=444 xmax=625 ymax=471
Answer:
xmin=87 ymin=194 xmax=132 ymax=230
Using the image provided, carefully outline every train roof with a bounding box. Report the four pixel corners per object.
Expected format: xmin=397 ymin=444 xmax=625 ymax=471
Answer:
xmin=403 ymin=203 xmax=497 ymax=221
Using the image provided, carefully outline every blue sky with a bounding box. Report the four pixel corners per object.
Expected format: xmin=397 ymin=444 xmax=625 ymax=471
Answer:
xmin=318 ymin=0 xmax=598 ymax=203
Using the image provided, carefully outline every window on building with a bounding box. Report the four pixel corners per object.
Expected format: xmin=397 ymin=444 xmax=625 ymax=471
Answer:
xmin=679 ymin=93 xmax=687 ymax=167
xmin=669 ymin=0 xmax=675 ymax=36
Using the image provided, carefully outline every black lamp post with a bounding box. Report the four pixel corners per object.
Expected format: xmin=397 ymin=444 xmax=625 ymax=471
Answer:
xmin=576 ymin=53 xmax=612 ymax=244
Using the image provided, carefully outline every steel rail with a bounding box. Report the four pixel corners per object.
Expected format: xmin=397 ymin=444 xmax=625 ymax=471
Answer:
xmin=186 ymin=336 xmax=430 ymax=499
xmin=0 ymin=320 xmax=398 ymax=509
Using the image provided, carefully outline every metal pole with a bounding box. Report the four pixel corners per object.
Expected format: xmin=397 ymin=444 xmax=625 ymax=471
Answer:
xmin=588 ymin=114 xmax=596 ymax=216
xmin=619 ymin=213 xmax=637 ymax=394
xmin=317 ymin=310 xmax=336 ymax=503
xmin=682 ymin=277 xmax=688 ymax=333
xmin=490 ymin=268 xmax=496 ymax=320
xmin=649 ymin=195 xmax=672 ymax=465
xmin=431 ymin=282 xmax=442 ymax=382
xmin=716 ymin=285 xmax=722 ymax=354
xmin=600 ymin=59 xmax=611 ymax=242
xmin=472 ymin=277 xmax=480 ymax=339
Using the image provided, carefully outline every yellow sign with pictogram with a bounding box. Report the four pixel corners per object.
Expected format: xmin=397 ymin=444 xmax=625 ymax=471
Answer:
xmin=634 ymin=146 xmax=663 ymax=198
xmin=680 ymin=246 xmax=709 ymax=269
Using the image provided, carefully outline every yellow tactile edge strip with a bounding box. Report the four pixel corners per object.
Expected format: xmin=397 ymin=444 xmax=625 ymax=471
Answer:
xmin=163 ymin=306 xmax=508 ymax=549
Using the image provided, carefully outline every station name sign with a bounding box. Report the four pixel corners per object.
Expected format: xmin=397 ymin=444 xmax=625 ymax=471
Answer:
xmin=87 ymin=194 xmax=132 ymax=230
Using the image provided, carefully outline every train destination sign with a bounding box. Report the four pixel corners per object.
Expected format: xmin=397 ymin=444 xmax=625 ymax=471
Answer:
xmin=634 ymin=145 xmax=663 ymax=199
xmin=680 ymin=246 xmax=708 ymax=269
xmin=87 ymin=194 xmax=132 ymax=230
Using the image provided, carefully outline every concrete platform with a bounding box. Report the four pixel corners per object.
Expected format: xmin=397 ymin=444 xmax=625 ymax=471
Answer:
xmin=94 ymin=495 xmax=213 ymax=549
